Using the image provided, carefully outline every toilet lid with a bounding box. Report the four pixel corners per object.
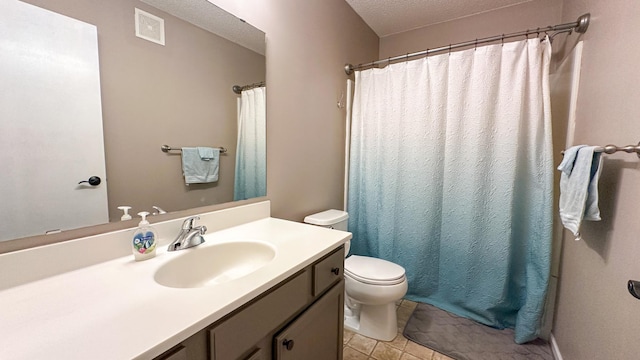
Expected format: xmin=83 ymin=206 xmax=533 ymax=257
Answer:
xmin=344 ymin=255 xmax=406 ymax=285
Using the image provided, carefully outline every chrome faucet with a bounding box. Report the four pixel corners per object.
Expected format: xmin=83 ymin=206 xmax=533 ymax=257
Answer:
xmin=152 ymin=206 xmax=167 ymax=215
xmin=168 ymin=216 xmax=207 ymax=251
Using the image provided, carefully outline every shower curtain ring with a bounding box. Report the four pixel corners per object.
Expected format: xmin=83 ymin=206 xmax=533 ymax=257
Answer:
xmin=474 ymin=39 xmax=478 ymax=50
xmin=501 ymin=35 xmax=505 ymax=46
xmin=525 ymin=30 xmax=529 ymax=39
xmin=536 ymin=27 xmax=540 ymax=37
xmin=448 ymin=44 xmax=452 ymax=55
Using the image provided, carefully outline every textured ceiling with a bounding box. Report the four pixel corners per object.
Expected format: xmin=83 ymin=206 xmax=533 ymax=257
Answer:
xmin=345 ymin=0 xmax=534 ymax=37
xmin=141 ymin=0 xmax=265 ymax=55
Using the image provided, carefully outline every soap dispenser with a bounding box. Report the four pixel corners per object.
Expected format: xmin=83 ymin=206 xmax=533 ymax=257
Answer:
xmin=132 ymin=211 xmax=157 ymax=261
xmin=118 ymin=206 xmax=132 ymax=221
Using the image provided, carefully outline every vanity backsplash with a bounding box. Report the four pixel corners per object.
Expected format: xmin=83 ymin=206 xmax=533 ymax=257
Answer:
xmin=0 ymin=201 xmax=271 ymax=290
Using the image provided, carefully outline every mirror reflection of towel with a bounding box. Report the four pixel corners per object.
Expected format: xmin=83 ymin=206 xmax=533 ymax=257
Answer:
xmin=181 ymin=147 xmax=219 ymax=184
xmin=197 ymin=146 xmax=215 ymax=160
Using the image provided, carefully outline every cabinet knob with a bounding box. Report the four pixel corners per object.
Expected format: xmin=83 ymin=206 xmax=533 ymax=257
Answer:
xmin=331 ymin=267 xmax=340 ymax=275
xmin=282 ymin=339 xmax=295 ymax=351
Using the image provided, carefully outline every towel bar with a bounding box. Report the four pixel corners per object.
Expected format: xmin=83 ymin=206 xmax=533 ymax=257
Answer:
xmin=561 ymin=141 xmax=640 ymax=158
xmin=161 ymin=144 xmax=227 ymax=154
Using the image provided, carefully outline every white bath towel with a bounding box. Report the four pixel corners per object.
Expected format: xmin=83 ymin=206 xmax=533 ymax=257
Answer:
xmin=558 ymin=145 xmax=603 ymax=238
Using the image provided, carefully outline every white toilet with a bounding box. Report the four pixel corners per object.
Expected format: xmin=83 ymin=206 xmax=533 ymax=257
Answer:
xmin=304 ymin=209 xmax=408 ymax=341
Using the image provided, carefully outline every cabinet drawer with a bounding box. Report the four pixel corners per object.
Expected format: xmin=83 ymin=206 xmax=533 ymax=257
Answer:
xmin=313 ymin=246 xmax=344 ymax=296
xmin=209 ymin=269 xmax=312 ymax=360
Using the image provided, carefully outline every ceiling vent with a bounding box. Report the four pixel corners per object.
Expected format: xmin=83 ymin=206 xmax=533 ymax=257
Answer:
xmin=135 ymin=8 xmax=165 ymax=46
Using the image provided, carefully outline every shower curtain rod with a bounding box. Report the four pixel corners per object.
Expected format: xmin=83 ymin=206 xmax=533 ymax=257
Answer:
xmin=344 ymin=13 xmax=590 ymax=75
xmin=232 ymin=81 xmax=265 ymax=94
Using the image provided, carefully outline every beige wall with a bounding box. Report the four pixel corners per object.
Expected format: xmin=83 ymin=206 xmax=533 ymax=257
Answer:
xmin=23 ymin=0 xmax=265 ymax=221
xmin=209 ymin=0 xmax=379 ymax=221
xmin=552 ymin=1 xmax=640 ymax=359
xmin=379 ymin=0 xmax=562 ymax=59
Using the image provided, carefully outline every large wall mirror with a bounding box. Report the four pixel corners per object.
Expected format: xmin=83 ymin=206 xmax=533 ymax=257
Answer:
xmin=0 ymin=0 xmax=266 ymax=242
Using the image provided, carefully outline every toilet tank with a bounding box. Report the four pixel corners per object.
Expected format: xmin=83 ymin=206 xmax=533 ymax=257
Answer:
xmin=303 ymin=209 xmax=349 ymax=231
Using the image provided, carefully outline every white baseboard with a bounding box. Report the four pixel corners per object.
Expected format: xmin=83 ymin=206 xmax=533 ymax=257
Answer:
xmin=550 ymin=333 xmax=563 ymax=360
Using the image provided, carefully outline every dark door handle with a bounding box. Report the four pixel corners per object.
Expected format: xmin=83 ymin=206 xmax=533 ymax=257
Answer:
xmin=78 ymin=176 xmax=101 ymax=186
xmin=628 ymin=280 xmax=640 ymax=300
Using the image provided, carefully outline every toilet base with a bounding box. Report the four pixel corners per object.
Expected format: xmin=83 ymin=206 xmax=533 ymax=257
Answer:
xmin=344 ymin=302 xmax=398 ymax=341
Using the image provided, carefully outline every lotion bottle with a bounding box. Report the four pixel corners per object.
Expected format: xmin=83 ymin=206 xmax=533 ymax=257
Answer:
xmin=132 ymin=211 xmax=157 ymax=261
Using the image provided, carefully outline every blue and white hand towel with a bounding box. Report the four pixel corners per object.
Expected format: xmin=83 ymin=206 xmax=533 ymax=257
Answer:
xmin=181 ymin=147 xmax=219 ymax=184
xmin=197 ymin=146 xmax=216 ymax=160
xmin=557 ymin=145 xmax=603 ymax=238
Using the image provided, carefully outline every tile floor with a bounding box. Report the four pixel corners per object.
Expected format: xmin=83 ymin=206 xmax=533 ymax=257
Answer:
xmin=343 ymin=300 xmax=455 ymax=360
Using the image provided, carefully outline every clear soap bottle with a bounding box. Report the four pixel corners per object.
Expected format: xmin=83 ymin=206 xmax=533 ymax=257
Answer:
xmin=132 ymin=211 xmax=157 ymax=261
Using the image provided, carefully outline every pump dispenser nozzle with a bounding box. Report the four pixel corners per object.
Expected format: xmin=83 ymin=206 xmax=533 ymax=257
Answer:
xmin=118 ymin=206 xmax=132 ymax=221
xmin=137 ymin=211 xmax=150 ymax=225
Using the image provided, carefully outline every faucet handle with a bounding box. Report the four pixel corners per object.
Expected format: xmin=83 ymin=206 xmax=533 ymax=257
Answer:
xmin=152 ymin=206 xmax=167 ymax=215
xmin=181 ymin=215 xmax=200 ymax=230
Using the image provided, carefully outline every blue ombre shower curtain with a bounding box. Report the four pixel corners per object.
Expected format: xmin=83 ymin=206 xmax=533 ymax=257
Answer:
xmin=234 ymin=87 xmax=266 ymax=200
xmin=347 ymin=39 xmax=553 ymax=344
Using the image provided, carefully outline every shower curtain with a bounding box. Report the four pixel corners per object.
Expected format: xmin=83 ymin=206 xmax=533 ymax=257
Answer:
xmin=348 ymin=39 xmax=553 ymax=344
xmin=234 ymin=87 xmax=266 ymax=201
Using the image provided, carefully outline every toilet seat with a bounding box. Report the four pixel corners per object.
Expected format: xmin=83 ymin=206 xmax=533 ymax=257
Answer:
xmin=345 ymin=255 xmax=406 ymax=286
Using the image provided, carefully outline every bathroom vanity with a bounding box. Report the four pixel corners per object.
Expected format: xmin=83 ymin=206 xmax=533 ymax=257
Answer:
xmin=0 ymin=202 xmax=350 ymax=360
xmin=156 ymin=247 xmax=345 ymax=360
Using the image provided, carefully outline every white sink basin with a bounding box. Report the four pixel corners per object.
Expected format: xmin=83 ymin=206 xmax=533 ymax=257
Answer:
xmin=154 ymin=240 xmax=276 ymax=288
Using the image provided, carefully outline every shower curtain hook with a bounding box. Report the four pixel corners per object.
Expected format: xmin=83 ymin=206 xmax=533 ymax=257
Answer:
xmin=474 ymin=39 xmax=478 ymax=51
xmin=536 ymin=27 xmax=541 ymax=37
xmin=525 ymin=30 xmax=530 ymax=40
xmin=448 ymin=44 xmax=452 ymax=55
xmin=501 ymin=35 xmax=505 ymax=46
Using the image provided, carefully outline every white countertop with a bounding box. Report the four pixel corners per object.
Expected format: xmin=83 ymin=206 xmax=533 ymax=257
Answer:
xmin=0 ymin=217 xmax=350 ymax=360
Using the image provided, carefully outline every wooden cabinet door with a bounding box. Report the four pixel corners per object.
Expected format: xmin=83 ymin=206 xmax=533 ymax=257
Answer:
xmin=274 ymin=280 xmax=344 ymax=360
xmin=210 ymin=270 xmax=312 ymax=360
